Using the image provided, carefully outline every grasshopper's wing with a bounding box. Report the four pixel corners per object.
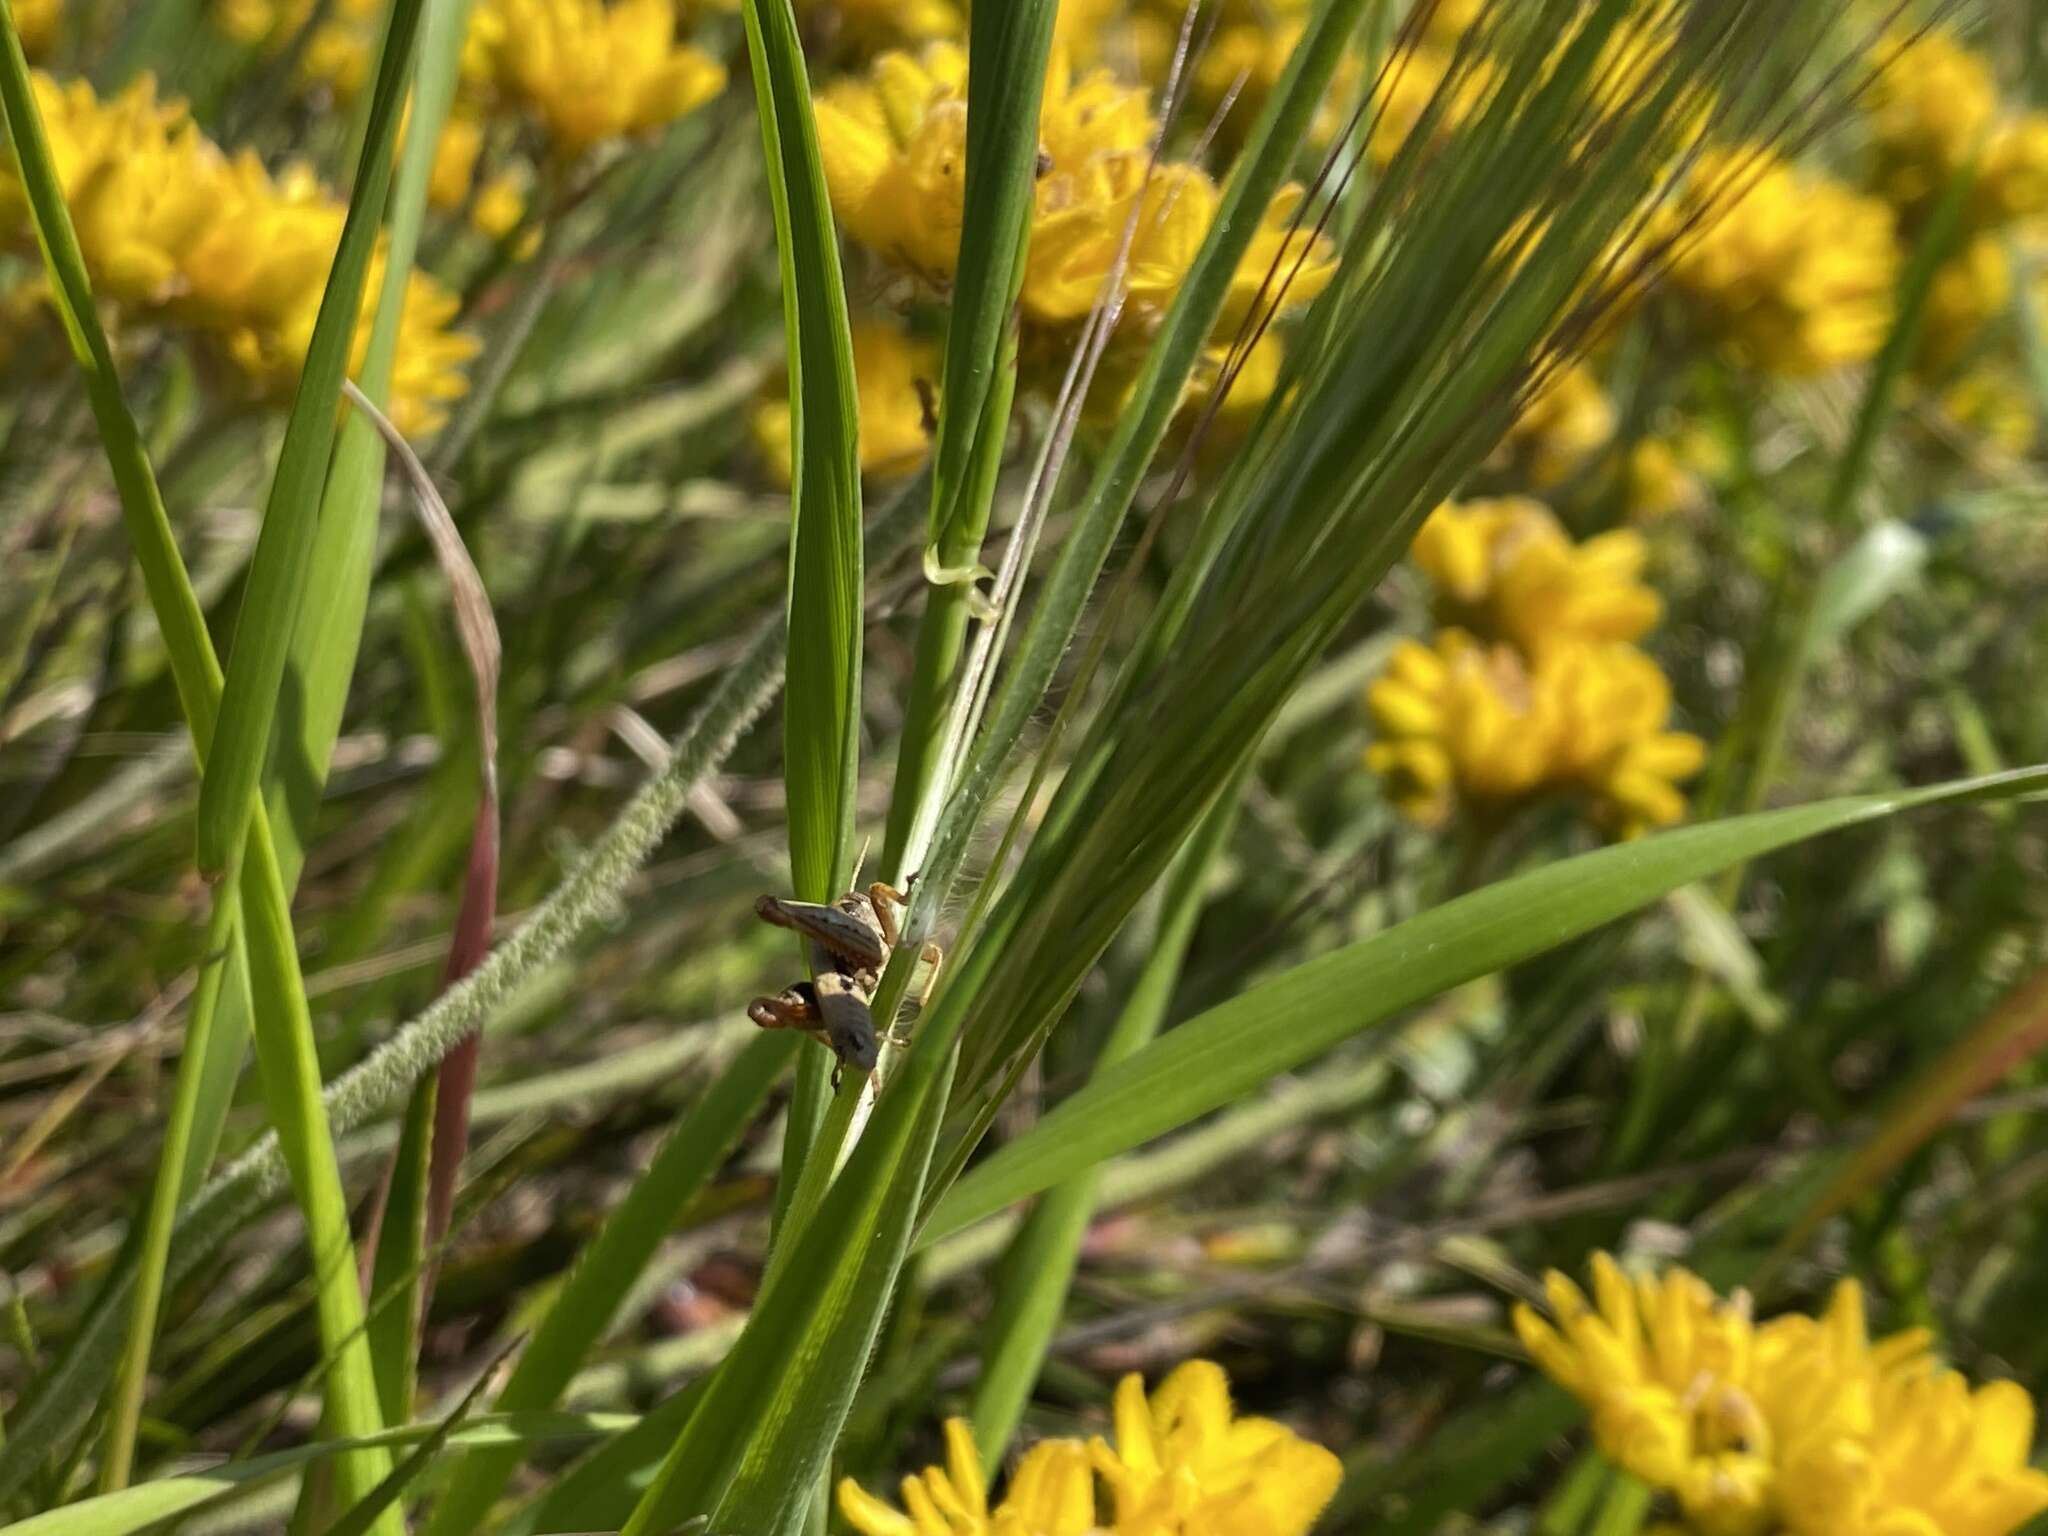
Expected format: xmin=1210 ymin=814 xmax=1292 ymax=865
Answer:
xmin=756 ymin=896 xmax=889 ymax=971
xmin=813 ymin=971 xmax=880 ymax=1073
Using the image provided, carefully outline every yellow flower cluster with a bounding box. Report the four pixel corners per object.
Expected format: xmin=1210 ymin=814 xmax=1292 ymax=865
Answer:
xmin=1660 ymin=146 xmax=1899 ymax=376
xmin=0 ymin=72 xmax=474 ymax=434
xmin=1367 ymin=497 xmax=1702 ymax=838
xmin=752 ymin=316 xmax=937 ymax=483
xmin=815 ymin=42 xmax=1334 ymax=343
xmin=1862 ymin=28 xmax=2048 ymax=374
xmin=838 ymin=1360 xmax=1341 ymax=1536
xmin=1517 ymin=1254 xmax=2048 ymax=1536
xmin=465 ymin=0 xmax=728 ymax=159
xmin=1496 ymin=359 xmax=1616 ymax=489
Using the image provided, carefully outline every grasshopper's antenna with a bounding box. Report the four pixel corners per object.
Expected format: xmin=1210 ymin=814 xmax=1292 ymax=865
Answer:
xmin=850 ymin=837 xmax=872 ymax=886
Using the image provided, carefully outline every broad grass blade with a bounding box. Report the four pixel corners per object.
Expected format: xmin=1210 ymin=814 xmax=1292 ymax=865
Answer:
xmin=924 ymin=767 xmax=2048 ymax=1242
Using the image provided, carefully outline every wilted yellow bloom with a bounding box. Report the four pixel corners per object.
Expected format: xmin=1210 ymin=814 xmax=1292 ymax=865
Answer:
xmin=1409 ymin=497 xmax=1660 ymax=658
xmin=837 ymin=1361 xmax=1339 ymax=1536
xmin=753 ymin=317 xmax=937 ymax=484
xmin=1518 ymin=1254 xmax=2048 ymax=1536
xmin=1496 ymin=359 xmax=1615 ymax=488
xmin=471 ymin=0 xmax=726 ymax=156
xmin=1366 ymin=630 xmax=1703 ymax=837
xmin=819 ymin=43 xmax=1334 ymax=345
xmin=0 ymin=71 xmax=474 ymax=434
xmin=1660 ymin=146 xmax=1899 ymax=376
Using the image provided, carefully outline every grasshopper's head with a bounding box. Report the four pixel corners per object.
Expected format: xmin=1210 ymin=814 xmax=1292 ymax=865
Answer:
xmin=829 ymin=1022 xmax=879 ymax=1075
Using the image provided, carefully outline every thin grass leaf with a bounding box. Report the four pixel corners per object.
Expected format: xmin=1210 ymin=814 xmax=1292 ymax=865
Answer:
xmin=922 ymin=766 xmax=2048 ymax=1243
xmin=422 ymin=1032 xmax=795 ymax=1536
xmin=881 ymin=0 xmax=1056 ymax=873
xmin=968 ymin=771 xmax=1246 ymax=1466
xmin=0 ymin=4 xmax=398 ymax=1504
xmin=364 ymin=1076 xmax=436 ymax=1427
xmin=909 ymin=0 xmax=1374 ymax=938
xmin=191 ymin=0 xmax=425 ymax=877
xmin=619 ymin=1046 xmax=953 ymax=1536
xmin=2 ymin=1414 xmax=637 ymax=1536
xmin=745 ymin=0 xmax=863 ymax=909
xmin=0 ymin=479 xmax=927 ymax=1503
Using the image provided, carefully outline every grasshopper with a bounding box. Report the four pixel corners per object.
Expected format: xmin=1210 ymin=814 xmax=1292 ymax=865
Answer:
xmin=747 ymin=879 xmax=943 ymax=1084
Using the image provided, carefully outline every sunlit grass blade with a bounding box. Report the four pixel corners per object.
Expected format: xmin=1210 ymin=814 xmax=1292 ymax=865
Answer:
xmin=881 ymin=0 xmax=1056 ymax=874
xmin=422 ymin=1032 xmax=795 ymax=1536
xmin=190 ymin=0 xmax=425 ymax=878
xmin=922 ymin=766 xmax=2048 ymax=1243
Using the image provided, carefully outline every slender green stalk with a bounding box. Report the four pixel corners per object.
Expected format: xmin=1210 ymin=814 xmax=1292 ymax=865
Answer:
xmin=880 ymin=0 xmax=1057 ymax=876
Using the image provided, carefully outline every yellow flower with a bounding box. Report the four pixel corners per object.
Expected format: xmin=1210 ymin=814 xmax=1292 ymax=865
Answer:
xmin=1517 ymin=1254 xmax=2048 ymax=1536
xmin=1623 ymin=435 xmax=1705 ymax=522
xmin=1090 ymin=1361 xmax=1341 ymax=1536
xmin=472 ymin=0 xmax=727 ymax=157
xmin=1 ymin=71 xmax=475 ymax=435
xmin=837 ymin=1361 xmax=1339 ymax=1536
xmin=1409 ymin=498 xmax=1661 ymax=658
xmin=752 ymin=317 xmax=937 ymax=484
xmin=1661 ymin=146 xmax=1899 ymax=376
xmin=1920 ymin=236 xmax=2012 ymax=373
xmin=1496 ymin=359 xmax=1616 ymax=488
xmin=819 ymin=43 xmax=1333 ymax=346
xmin=1366 ymin=631 xmax=1703 ymax=837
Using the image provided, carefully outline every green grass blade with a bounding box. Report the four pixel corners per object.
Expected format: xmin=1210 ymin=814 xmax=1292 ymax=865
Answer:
xmin=745 ymin=0 xmax=863 ymax=908
xmin=0 ymin=3 xmax=396 ymax=1503
xmin=922 ymin=766 xmax=2048 ymax=1243
xmin=3 ymin=1415 xmax=637 ymax=1536
xmin=190 ymin=0 xmax=426 ymax=878
xmin=365 ymin=1077 xmax=436 ymax=1429
xmin=967 ymin=772 xmax=1245 ymax=1465
xmin=621 ymin=1062 xmax=952 ymax=1536
xmin=265 ymin=0 xmax=480 ymax=890
xmin=880 ymin=0 xmax=1055 ymax=873
xmin=422 ymin=1032 xmax=795 ymax=1536
xmin=912 ymin=0 xmax=1370 ymax=921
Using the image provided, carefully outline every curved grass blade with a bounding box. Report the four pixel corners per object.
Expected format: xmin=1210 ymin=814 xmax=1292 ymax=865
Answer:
xmin=923 ymin=767 xmax=2048 ymax=1243
xmin=0 ymin=4 xmax=401 ymax=1505
xmin=191 ymin=0 xmax=426 ymax=878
